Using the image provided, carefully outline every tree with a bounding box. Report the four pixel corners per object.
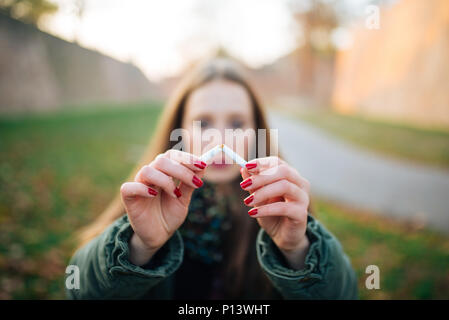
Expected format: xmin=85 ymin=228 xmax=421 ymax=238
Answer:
xmin=288 ymin=0 xmax=339 ymax=101
xmin=0 ymin=0 xmax=58 ymax=25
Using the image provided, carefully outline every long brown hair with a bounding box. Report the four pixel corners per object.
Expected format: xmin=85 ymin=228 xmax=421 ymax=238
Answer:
xmin=75 ymin=56 xmax=305 ymax=298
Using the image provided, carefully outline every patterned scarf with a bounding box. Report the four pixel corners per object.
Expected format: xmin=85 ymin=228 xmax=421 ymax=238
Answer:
xmin=179 ymin=180 xmax=236 ymax=265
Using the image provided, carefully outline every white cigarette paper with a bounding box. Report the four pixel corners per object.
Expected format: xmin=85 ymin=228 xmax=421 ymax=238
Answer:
xmin=221 ymin=144 xmax=247 ymax=167
xmin=199 ymin=145 xmax=222 ymax=162
xmin=199 ymin=144 xmax=247 ymax=168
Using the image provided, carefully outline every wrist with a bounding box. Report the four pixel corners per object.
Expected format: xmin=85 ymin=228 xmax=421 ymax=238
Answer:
xmin=279 ymin=235 xmax=310 ymax=270
xmin=128 ymin=233 xmax=160 ymax=266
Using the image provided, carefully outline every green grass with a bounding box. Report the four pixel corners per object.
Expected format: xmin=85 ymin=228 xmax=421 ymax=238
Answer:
xmin=0 ymin=102 xmax=448 ymax=299
xmin=0 ymin=101 xmax=162 ymax=299
xmin=292 ymin=109 xmax=449 ymax=170
xmin=313 ymin=199 xmax=449 ymax=299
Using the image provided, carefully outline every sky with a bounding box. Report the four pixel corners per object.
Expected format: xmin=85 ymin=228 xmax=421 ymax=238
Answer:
xmin=39 ymin=0 xmax=381 ymax=82
xmin=40 ymin=0 xmax=300 ymax=82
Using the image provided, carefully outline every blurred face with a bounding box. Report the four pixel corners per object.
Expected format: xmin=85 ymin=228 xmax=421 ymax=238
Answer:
xmin=182 ymin=79 xmax=256 ymax=184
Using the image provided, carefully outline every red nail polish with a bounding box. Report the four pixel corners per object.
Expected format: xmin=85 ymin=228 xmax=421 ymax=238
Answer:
xmin=148 ymin=187 xmax=158 ymax=196
xmin=244 ymin=194 xmax=254 ymax=205
xmin=174 ymin=187 xmax=182 ymax=198
xmin=248 ymin=208 xmax=258 ymax=216
xmin=246 ymin=162 xmax=257 ymax=170
xmin=192 ymin=175 xmax=203 ymax=188
xmin=240 ymin=178 xmax=252 ymax=189
xmin=194 ymin=161 xmax=207 ymax=169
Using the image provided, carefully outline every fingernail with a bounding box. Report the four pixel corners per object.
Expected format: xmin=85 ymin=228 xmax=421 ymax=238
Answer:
xmin=192 ymin=175 xmax=203 ymax=188
xmin=194 ymin=161 xmax=207 ymax=169
xmin=174 ymin=187 xmax=182 ymax=198
xmin=246 ymin=162 xmax=257 ymax=170
xmin=148 ymin=187 xmax=158 ymax=196
xmin=240 ymin=178 xmax=252 ymax=189
xmin=244 ymin=194 xmax=254 ymax=205
xmin=248 ymin=208 xmax=258 ymax=216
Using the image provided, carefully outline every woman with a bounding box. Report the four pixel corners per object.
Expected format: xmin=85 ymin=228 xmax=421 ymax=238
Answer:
xmin=66 ymin=57 xmax=358 ymax=299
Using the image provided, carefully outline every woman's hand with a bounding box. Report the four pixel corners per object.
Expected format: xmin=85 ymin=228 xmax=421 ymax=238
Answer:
xmin=120 ymin=150 xmax=207 ymax=266
xmin=240 ymin=157 xmax=311 ymax=270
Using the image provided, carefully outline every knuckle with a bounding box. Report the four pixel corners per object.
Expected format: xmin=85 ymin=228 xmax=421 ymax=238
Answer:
xmin=142 ymin=165 xmax=153 ymax=177
xmin=168 ymin=149 xmax=186 ymax=163
xmin=266 ymin=157 xmax=277 ymax=167
xmin=134 ymin=166 xmax=146 ymax=180
xmin=164 ymin=149 xmax=177 ymax=161
xmin=273 ymin=156 xmax=282 ymax=166
xmin=138 ymin=165 xmax=157 ymax=184
xmin=279 ymin=164 xmax=290 ymax=176
xmin=120 ymin=182 xmax=129 ymax=194
xmin=155 ymin=153 xmax=165 ymax=161
xmin=154 ymin=155 xmax=168 ymax=168
xmin=292 ymin=166 xmax=300 ymax=176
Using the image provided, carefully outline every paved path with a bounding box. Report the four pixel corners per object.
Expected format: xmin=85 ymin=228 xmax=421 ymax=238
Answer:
xmin=269 ymin=112 xmax=449 ymax=233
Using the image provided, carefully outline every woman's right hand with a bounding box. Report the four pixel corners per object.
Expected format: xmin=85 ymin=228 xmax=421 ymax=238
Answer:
xmin=120 ymin=150 xmax=207 ymax=266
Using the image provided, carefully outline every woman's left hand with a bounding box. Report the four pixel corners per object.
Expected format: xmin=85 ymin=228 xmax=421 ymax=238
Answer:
xmin=240 ymin=157 xmax=311 ymax=270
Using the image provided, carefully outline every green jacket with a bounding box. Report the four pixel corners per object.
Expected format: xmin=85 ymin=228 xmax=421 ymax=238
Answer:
xmin=66 ymin=213 xmax=358 ymax=299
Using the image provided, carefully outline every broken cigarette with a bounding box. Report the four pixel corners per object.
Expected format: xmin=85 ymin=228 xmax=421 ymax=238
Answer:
xmin=221 ymin=144 xmax=247 ymax=167
xmin=199 ymin=144 xmax=247 ymax=168
xmin=199 ymin=145 xmax=222 ymax=163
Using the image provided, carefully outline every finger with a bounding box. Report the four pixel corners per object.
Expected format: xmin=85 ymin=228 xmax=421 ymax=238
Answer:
xmin=243 ymin=180 xmax=307 ymax=207
xmin=163 ymin=149 xmax=208 ymax=171
xmin=177 ymin=169 xmax=206 ymax=201
xmin=244 ymin=156 xmax=285 ymax=174
xmin=135 ymin=165 xmax=178 ymax=198
xmin=240 ymin=164 xmax=310 ymax=193
xmin=247 ymin=201 xmax=307 ymax=220
xmin=151 ymin=155 xmax=204 ymax=190
xmin=240 ymin=167 xmax=250 ymax=180
xmin=120 ymin=181 xmax=157 ymax=203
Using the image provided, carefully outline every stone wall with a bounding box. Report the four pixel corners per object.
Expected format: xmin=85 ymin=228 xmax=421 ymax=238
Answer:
xmin=0 ymin=14 xmax=161 ymax=113
xmin=332 ymin=0 xmax=449 ymax=127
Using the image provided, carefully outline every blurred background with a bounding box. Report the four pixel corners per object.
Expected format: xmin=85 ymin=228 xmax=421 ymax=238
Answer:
xmin=0 ymin=0 xmax=448 ymax=299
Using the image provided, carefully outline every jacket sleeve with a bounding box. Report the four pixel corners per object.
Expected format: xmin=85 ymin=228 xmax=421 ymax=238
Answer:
xmin=256 ymin=214 xmax=358 ymax=300
xmin=65 ymin=214 xmax=184 ymax=299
